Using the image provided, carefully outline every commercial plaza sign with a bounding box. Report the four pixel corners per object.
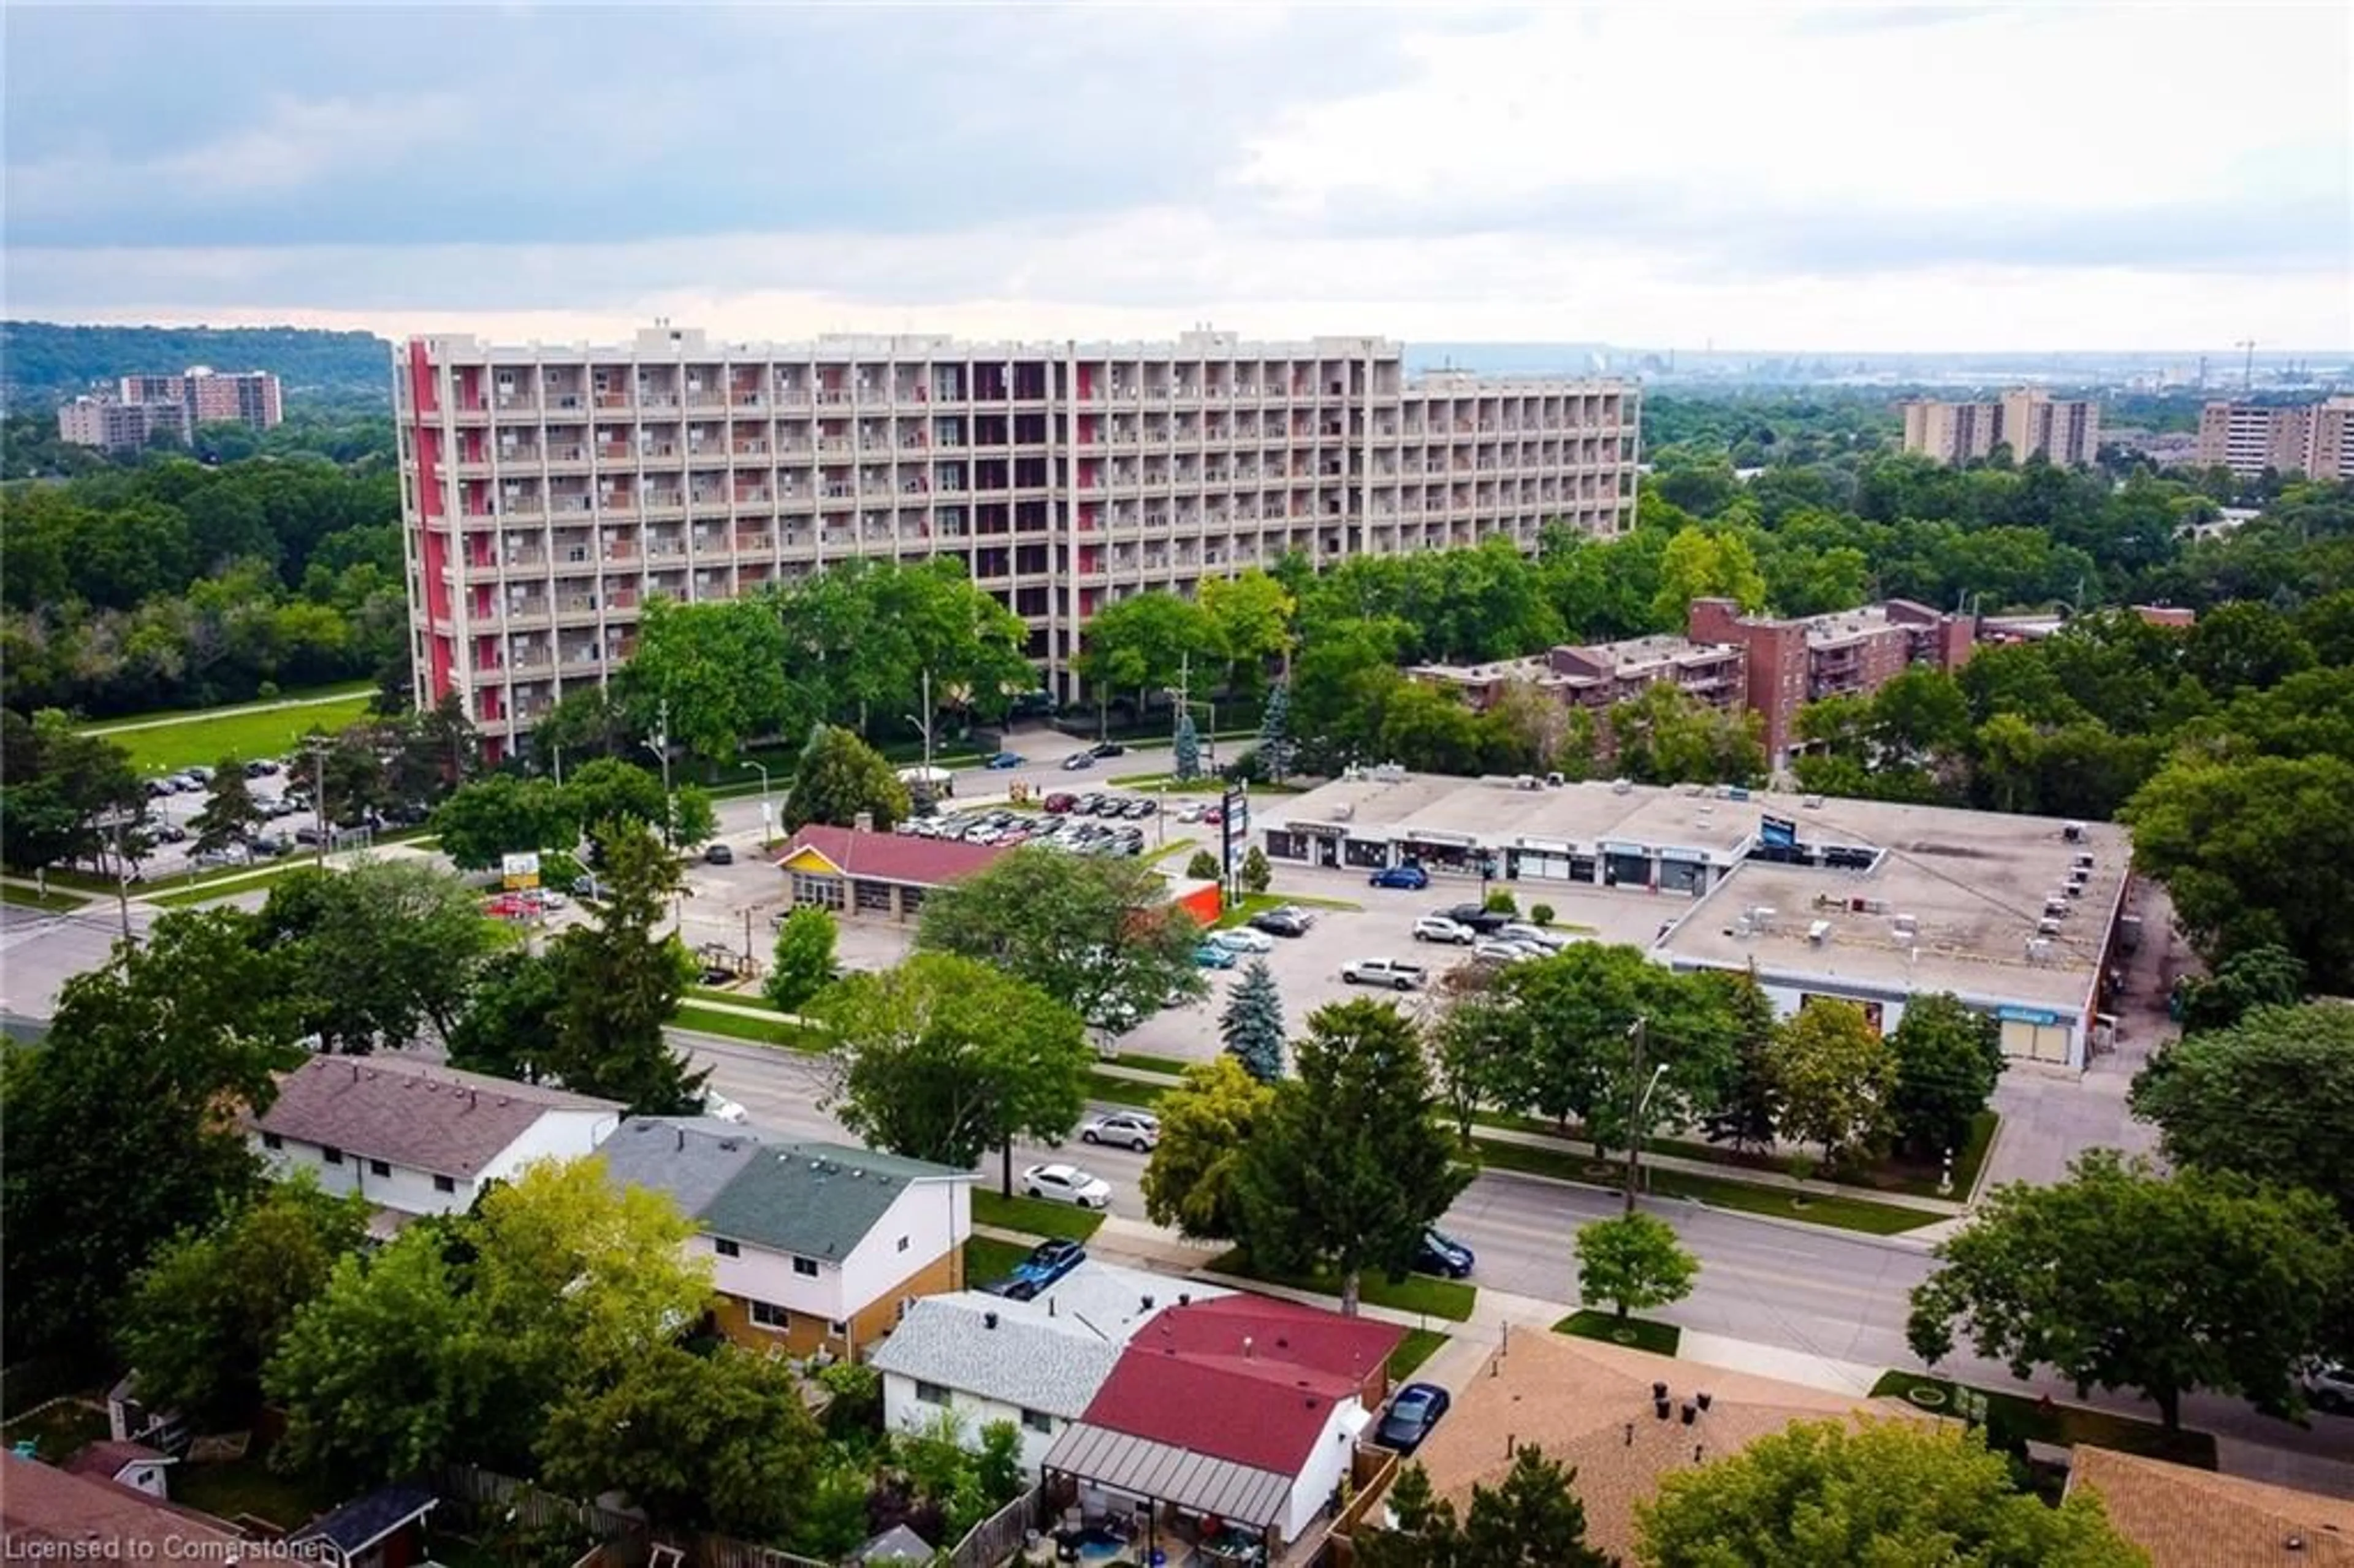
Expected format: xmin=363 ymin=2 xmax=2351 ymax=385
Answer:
xmin=502 ymin=851 xmax=541 ymax=891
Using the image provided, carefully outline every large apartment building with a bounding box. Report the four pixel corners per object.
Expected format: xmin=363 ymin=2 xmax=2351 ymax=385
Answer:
xmin=395 ymin=325 xmax=1640 ymax=755
xmin=1900 ymin=390 xmax=2101 ymax=468
xmin=2196 ymin=397 xmax=2354 ymax=480
xmin=55 ymin=367 xmax=283 ymax=452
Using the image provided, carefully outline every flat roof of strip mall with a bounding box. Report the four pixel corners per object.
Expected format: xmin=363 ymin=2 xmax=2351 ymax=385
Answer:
xmin=1267 ymin=774 xmax=2132 ymax=1016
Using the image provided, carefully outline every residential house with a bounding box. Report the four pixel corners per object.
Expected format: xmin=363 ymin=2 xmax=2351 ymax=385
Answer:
xmin=61 ymin=1441 xmax=174 ymax=1501
xmin=249 ymin=1057 xmax=622 ymax=1228
xmin=2070 ymin=1446 xmax=2354 ymax=1567
xmin=1043 ymin=1295 xmax=1403 ymax=1560
xmin=870 ymin=1263 xmax=1232 ymax=1472
xmin=603 ymin=1121 xmax=973 ymax=1360
xmin=1351 ymin=1330 xmax=1910 ymax=1563
xmin=1 ymin=1452 xmax=243 ymax=1559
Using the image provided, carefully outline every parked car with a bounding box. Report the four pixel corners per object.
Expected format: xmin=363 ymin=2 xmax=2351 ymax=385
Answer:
xmin=484 ymin=892 xmax=533 ymax=918
xmin=1472 ymin=937 xmax=1537 ymax=963
xmin=1089 ymin=741 xmax=1128 ymax=758
xmin=1369 ymin=864 xmax=1430 ymax=890
xmin=1412 ymin=915 xmax=1474 ymax=945
xmin=249 ymin=833 xmax=294 ymax=857
xmin=1043 ymin=792 xmax=1078 ymax=813
xmin=1080 ymin=1111 xmax=1161 ymax=1151
xmin=2306 ymin=1363 xmax=2354 ymax=1415
xmin=992 ymin=1238 xmax=1087 ymax=1301
xmin=701 ymin=1091 xmax=748 ymax=1124
xmin=1211 ymin=926 xmax=1276 ymax=954
xmin=1342 ymin=957 xmax=1428 ymax=991
xmin=986 ymin=752 xmax=1025 ymax=770
xmin=1497 ymin=923 xmax=1568 ymax=953
xmin=1194 ymin=942 xmax=1238 ymax=970
xmin=242 ymin=759 xmax=274 ymax=778
xmin=1441 ymin=903 xmax=1512 ymax=934
xmin=704 ymin=843 xmax=735 ymax=865
xmin=1250 ymin=908 xmax=1312 ymax=938
xmin=1021 ymin=1163 xmax=1112 ymax=1209
xmin=1415 ymin=1228 xmax=1476 ymax=1279
xmin=185 ymin=766 xmax=215 ymax=785
xmin=1061 ymin=753 xmax=1096 ymax=772
xmin=1174 ymin=802 xmax=1207 ymax=823
xmin=1375 ymin=1383 xmax=1453 ymax=1456
xmin=151 ymin=823 xmax=189 ymax=843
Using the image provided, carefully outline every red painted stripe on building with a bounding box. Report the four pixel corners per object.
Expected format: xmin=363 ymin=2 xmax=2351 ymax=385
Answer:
xmin=408 ymin=340 xmax=455 ymax=704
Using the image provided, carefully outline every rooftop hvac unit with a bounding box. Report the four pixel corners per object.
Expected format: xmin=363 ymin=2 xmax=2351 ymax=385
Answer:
xmin=2027 ymin=938 xmax=2055 ymax=962
xmin=2063 ymin=821 xmax=2087 ymax=843
xmin=2037 ymin=918 xmax=2063 ymax=936
xmin=1612 ymin=778 xmax=1634 ymax=795
xmin=1892 ymin=914 xmax=1919 ymax=938
xmin=1748 ymin=906 xmax=1778 ymax=927
xmin=1332 ymin=804 xmax=1354 ymax=821
xmin=2073 ymin=852 xmax=2096 ymax=870
xmin=2044 ymin=899 xmax=2069 ymax=918
xmin=2065 ymin=881 xmax=2084 ymax=898
xmin=1802 ymin=795 xmax=1824 ymax=809
xmin=1807 ymin=920 xmax=1832 ymax=946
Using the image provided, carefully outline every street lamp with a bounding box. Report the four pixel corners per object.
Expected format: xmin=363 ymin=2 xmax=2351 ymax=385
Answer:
xmin=748 ymin=759 xmax=774 ymax=850
xmin=1623 ymin=1014 xmax=1669 ymax=1217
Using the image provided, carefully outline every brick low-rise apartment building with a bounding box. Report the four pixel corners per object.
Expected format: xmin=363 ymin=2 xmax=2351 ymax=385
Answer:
xmin=1413 ymin=596 xmax=1975 ymax=768
xmin=395 ymin=324 xmax=1640 ymax=758
xmin=55 ymin=367 xmax=283 ymax=452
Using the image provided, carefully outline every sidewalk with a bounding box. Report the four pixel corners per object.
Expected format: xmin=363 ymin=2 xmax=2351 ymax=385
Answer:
xmin=1090 ymin=1062 xmax=1965 ymax=1217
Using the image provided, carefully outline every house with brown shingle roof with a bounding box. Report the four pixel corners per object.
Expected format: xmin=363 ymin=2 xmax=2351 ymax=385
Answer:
xmin=1 ymin=1452 xmax=242 ymax=1559
xmin=249 ymin=1056 xmax=622 ymax=1225
xmin=2070 ymin=1446 xmax=2354 ymax=1567
xmin=1355 ymin=1330 xmax=1914 ymax=1564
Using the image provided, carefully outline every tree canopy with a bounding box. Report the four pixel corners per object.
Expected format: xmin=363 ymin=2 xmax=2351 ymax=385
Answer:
xmin=784 ymin=723 xmax=911 ymax=832
xmin=2130 ymin=1002 xmax=2354 ymax=1222
xmin=1141 ymin=1055 xmax=1276 ymax=1242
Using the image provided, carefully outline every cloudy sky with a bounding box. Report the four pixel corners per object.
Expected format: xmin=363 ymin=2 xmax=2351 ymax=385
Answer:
xmin=5 ymin=3 xmax=2348 ymax=352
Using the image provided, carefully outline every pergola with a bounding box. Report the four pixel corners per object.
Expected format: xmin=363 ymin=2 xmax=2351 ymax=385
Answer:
xmin=1042 ymin=1420 xmax=1285 ymax=1559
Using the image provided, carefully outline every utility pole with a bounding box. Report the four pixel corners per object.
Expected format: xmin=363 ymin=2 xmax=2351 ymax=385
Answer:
xmin=1623 ymin=1019 xmax=1669 ymax=1218
xmin=110 ymin=811 xmax=134 ymax=946
xmin=307 ymin=737 xmax=332 ymax=870
xmin=643 ymin=698 xmax=674 ymax=847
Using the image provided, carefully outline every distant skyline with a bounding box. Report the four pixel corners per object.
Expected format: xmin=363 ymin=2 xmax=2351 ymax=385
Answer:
xmin=4 ymin=4 xmax=2348 ymax=353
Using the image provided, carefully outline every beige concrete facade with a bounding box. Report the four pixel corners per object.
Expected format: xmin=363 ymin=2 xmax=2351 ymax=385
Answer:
xmin=395 ymin=325 xmax=1641 ymax=755
xmin=1901 ymin=390 xmax=2100 ymax=468
xmin=2195 ymin=398 xmax=2353 ymax=479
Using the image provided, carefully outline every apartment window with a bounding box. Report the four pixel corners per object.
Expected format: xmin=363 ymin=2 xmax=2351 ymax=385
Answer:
xmin=915 ymin=1381 xmax=951 ymax=1407
xmin=897 ymin=1235 xmax=910 ymax=1253
xmin=748 ymin=1300 xmax=787 ymax=1330
xmin=369 ymin=1160 xmax=392 ymax=1179
xmin=320 ymin=1146 xmax=344 ymax=1166
xmin=261 ymin=1133 xmax=283 ymax=1151
xmin=715 ymin=1238 xmax=741 ymax=1258
xmin=792 ymin=1255 xmax=821 ymax=1278
xmin=433 ymin=1175 xmax=457 ymax=1195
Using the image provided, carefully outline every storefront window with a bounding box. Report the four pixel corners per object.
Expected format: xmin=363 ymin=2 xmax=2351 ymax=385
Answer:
xmin=791 ymin=872 xmax=845 ymax=910
xmin=1343 ymin=838 xmax=1391 ymax=869
xmin=1265 ymin=831 xmax=1308 ymax=861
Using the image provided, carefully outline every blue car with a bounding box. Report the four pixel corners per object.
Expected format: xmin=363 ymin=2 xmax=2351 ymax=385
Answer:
xmin=991 ymin=1238 xmax=1086 ymax=1301
xmin=1194 ymin=942 xmax=1238 ymax=969
xmin=1369 ymin=864 xmax=1430 ymax=890
xmin=1415 ymin=1227 xmax=1476 ymax=1278
xmin=986 ymin=752 xmax=1026 ymax=770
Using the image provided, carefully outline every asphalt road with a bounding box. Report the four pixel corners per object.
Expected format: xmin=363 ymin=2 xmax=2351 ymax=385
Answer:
xmin=674 ymin=1025 xmax=2354 ymax=1469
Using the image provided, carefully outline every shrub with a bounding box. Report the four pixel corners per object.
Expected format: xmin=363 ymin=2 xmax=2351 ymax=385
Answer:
xmin=1240 ymin=846 xmax=1272 ymax=894
xmin=1484 ymin=889 xmax=1518 ymax=915
xmin=1185 ymin=849 xmax=1222 ymax=880
xmin=1531 ymin=902 xmax=1556 ymax=926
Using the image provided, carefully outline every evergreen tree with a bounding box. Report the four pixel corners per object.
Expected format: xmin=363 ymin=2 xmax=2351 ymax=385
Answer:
xmin=1221 ymin=959 xmax=1287 ymax=1082
xmin=545 ymin=820 xmax=708 ymax=1114
xmin=1258 ymin=683 xmax=1295 ymax=781
xmin=1173 ymin=710 xmax=1203 ymax=781
xmin=189 ymin=756 xmax=265 ymax=855
xmin=784 ymin=723 xmax=911 ymax=832
xmin=1710 ymin=966 xmax=1780 ymax=1152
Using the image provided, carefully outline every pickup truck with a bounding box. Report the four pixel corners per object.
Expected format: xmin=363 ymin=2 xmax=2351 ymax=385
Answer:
xmin=1341 ymin=957 xmax=1428 ymax=992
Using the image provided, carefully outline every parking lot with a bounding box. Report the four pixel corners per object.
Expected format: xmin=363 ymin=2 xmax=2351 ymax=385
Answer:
xmin=121 ymin=761 xmax=359 ymax=880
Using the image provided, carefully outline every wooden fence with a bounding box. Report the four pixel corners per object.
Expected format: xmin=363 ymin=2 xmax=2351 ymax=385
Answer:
xmin=437 ymin=1466 xmax=837 ymax=1568
xmin=948 ymin=1484 xmax=1040 ymax=1568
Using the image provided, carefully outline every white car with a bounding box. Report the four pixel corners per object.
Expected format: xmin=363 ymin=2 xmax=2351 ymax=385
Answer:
xmin=1342 ymin=957 xmax=1429 ymax=992
xmin=1211 ymin=927 xmax=1276 ymax=954
xmin=701 ymin=1092 xmax=748 ymax=1125
xmin=1174 ymin=802 xmax=1207 ymax=823
xmin=1023 ymin=1162 xmax=1112 ymax=1209
xmin=1472 ymin=937 xmax=1539 ymax=963
xmin=1496 ymin=923 xmax=1567 ymax=953
xmin=1080 ymin=1111 xmax=1161 ymax=1151
xmin=1413 ymin=915 xmax=1475 ymax=945
xmin=2306 ymin=1363 xmax=2354 ymax=1415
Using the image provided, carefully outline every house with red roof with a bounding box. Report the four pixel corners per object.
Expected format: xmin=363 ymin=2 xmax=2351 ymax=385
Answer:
xmin=1040 ymin=1295 xmax=1403 ymax=1561
xmin=775 ymin=823 xmax=1008 ymax=922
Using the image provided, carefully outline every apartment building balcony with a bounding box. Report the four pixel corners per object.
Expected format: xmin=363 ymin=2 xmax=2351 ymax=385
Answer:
xmin=638 ymin=392 xmax=681 ymax=411
xmin=641 ymin=491 xmax=685 ymax=517
xmin=555 ymin=596 xmax=605 ymax=624
xmin=645 ymin=541 xmax=687 ymax=560
xmin=727 ymin=390 xmax=766 ymax=410
xmin=499 ymin=493 xmax=547 ymax=518
xmin=685 ymin=390 xmax=725 ymax=409
xmin=593 ymin=392 xmax=633 ymax=412
xmin=503 ymin=651 xmax=556 ymax=677
xmin=501 ymin=600 xmax=554 ymax=628
xmin=772 ymin=387 xmax=814 ymax=407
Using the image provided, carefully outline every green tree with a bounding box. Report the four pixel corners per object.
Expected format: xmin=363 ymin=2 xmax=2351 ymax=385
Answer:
xmin=783 ymin=723 xmax=912 ymax=832
xmin=1706 ymin=967 xmax=1780 ymax=1152
xmin=189 ymin=756 xmax=266 ymax=855
xmin=1173 ymin=709 xmax=1203 ymax=781
xmin=0 ymin=710 xmax=143 ymax=877
xmin=1141 ymin=1056 xmax=1276 ymax=1243
xmin=544 ymin=821 xmax=707 ymax=1113
xmin=1356 ymin=1461 xmax=1460 ymax=1568
xmin=1257 ymin=682 xmax=1297 ymax=781
xmin=430 ymin=773 xmax=581 ymax=872
xmin=539 ymin=1343 xmax=823 ymax=1540
xmin=1574 ymin=1212 xmax=1699 ymax=1322
xmin=2 ymin=910 xmax=294 ymax=1361
xmin=2130 ymin=1003 xmax=2354 ymax=1222
xmin=1651 ymin=527 xmax=1767 ymax=628
xmin=1908 ymin=1151 xmax=2349 ymax=1429
xmin=917 ymin=846 xmax=1206 ymax=1035
xmin=1200 ymin=568 xmax=1297 ymax=696
xmin=117 ymin=1178 xmax=370 ymax=1427
xmin=1232 ymin=999 xmax=1472 ymax=1314
xmin=1357 ymin=1446 xmax=1610 ymax=1568
xmin=1429 ymin=973 xmax=1521 ymax=1142
xmin=257 ymin=859 xmax=505 ymax=1052
xmin=1634 ymin=1418 xmax=2147 ymax=1568
xmin=2124 ymin=754 xmax=2354 ymax=991
xmin=1184 ymin=848 xmax=1222 ymax=880
xmin=445 ymin=949 xmax=565 ymax=1084
xmin=2182 ymin=600 xmax=2313 ymax=696
xmin=1767 ymin=1001 xmax=1895 ymax=1168
xmin=814 ymin=953 xmax=1091 ymax=1192
xmin=668 ymin=780 xmax=718 ymax=849
xmin=622 ymin=595 xmax=804 ymax=769
xmin=1075 ymin=590 xmax=1219 ymax=721
xmin=1221 ymin=957 xmax=1287 ymax=1083
xmin=1607 ymin=682 xmax=1765 ymax=788
xmin=1887 ymin=993 xmax=2004 ymax=1161
xmin=764 ymin=905 xmax=840 ymax=1013
xmin=1240 ymin=844 xmax=1273 ymax=894
xmin=2174 ymin=943 xmax=2307 ymax=1033
xmin=565 ymin=756 xmax=671 ymax=842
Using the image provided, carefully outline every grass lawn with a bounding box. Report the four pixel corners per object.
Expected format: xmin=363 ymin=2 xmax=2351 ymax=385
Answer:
xmin=669 ymin=1004 xmax=822 ymax=1052
xmin=1145 ymin=838 xmax=1203 ymax=866
xmin=971 ymin=1189 xmax=1108 ymax=1243
xmin=1388 ymin=1329 xmax=1449 ymax=1382
xmin=1469 ymin=1111 xmax=1994 ymax=1207
xmin=0 ymin=1399 xmax=108 ymax=1464
xmin=1105 ymin=1052 xmax=1195 ymax=1078
xmin=1210 ymin=890 xmax=1363 ymax=930
xmin=1107 ymin=773 xmax=1306 ymax=795
xmin=1468 ymin=1136 xmax=1935 ymax=1237
xmin=1869 ymin=1371 xmax=2219 ymax=1470
xmin=83 ymin=687 xmax=375 ymax=775
xmin=0 ymin=883 xmax=90 ymax=912
xmin=964 ymin=1234 xmax=1034 ymax=1285
xmin=174 ymin=1456 xmax=340 ymax=1531
xmin=686 ymin=984 xmax=779 ymax=1010
xmin=1087 ymin=1071 xmax=1168 ymax=1109
xmin=1209 ymin=1250 xmax=1477 ymax=1322
xmin=1555 ymin=1309 xmax=1682 ymax=1357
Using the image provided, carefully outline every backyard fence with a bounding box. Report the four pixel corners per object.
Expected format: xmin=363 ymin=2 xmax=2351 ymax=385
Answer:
xmin=948 ymin=1485 xmax=1041 ymax=1568
xmin=437 ymin=1466 xmax=838 ymax=1568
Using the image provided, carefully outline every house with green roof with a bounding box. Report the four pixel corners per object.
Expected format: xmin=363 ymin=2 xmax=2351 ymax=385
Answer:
xmin=696 ymin=1140 xmax=974 ymax=1360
